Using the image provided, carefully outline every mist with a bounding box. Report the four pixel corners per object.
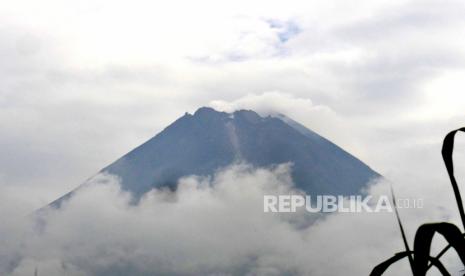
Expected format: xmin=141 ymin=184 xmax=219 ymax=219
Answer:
xmin=0 ymin=161 xmax=463 ymax=276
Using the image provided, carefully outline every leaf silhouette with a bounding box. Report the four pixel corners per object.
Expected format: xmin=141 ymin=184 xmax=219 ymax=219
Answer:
xmin=371 ymin=128 xmax=465 ymax=275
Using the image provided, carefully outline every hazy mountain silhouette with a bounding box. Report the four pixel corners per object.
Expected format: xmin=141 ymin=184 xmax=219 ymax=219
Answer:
xmin=50 ymin=107 xmax=379 ymax=207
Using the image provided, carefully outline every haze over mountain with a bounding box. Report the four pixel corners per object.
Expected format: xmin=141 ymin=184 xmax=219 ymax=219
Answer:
xmin=50 ymin=107 xmax=379 ymax=207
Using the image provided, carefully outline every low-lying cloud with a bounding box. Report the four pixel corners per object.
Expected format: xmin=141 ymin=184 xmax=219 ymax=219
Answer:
xmin=1 ymin=163 xmax=463 ymax=276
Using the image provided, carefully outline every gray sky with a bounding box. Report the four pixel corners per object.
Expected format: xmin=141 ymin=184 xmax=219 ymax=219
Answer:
xmin=2 ymin=0 xmax=465 ymax=211
xmin=4 ymin=1 xmax=465 ymax=275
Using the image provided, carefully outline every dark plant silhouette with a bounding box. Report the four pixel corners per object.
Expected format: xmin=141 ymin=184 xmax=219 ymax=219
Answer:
xmin=371 ymin=128 xmax=465 ymax=276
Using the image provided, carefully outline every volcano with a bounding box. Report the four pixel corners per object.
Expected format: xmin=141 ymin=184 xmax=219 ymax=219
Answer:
xmin=50 ymin=107 xmax=379 ymax=207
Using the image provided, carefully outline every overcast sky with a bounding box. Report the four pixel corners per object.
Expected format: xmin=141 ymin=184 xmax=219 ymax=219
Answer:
xmin=2 ymin=0 xmax=465 ymax=211
xmin=4 ymin=1 xmax=465 ymax=275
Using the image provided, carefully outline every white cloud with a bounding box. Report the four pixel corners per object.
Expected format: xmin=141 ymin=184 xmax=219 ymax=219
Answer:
xmin=209 ymin=92 xmax=350 ymax=148
xmin=1 ymin=163 xmax=463 ymax=275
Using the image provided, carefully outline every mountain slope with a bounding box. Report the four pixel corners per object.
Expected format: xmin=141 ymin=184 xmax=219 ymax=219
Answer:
xmin=51 ymin=107 xmax=379 ymax=207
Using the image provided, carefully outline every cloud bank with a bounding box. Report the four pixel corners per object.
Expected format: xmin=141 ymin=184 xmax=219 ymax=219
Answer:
xmin=0 ymin=163 xmax=463 ymax=276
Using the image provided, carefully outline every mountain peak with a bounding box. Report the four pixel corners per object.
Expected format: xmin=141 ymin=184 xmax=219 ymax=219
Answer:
xmin=193 ymin=106 xmax=232 ymax=118
xmin=233 ymin=109 xmax=262 ymax=123
xmin=194 ymin=106 xmax=217 ymax=115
